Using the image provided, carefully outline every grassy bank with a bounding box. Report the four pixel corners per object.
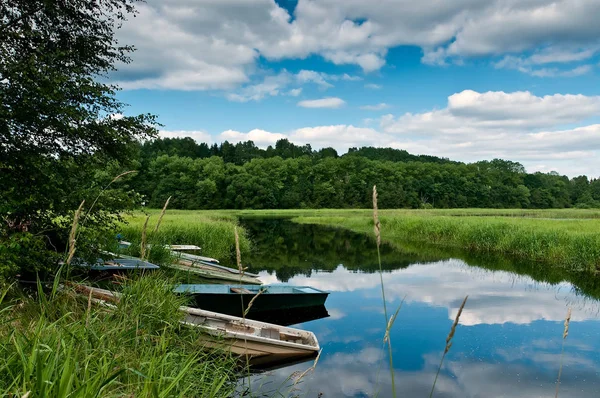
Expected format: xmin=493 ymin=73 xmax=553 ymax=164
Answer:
xmin=0 ymin=275 xmax=238 ymax=397
xmin=120 ymin=210 xmax=251 ymax=262
xmin=230 ymin=209 xmax=600 ymax=273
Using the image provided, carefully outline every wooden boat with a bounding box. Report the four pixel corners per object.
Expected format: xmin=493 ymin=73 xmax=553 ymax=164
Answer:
xmin=71 ymin=257 xmax=160 ymax=272
xmin=116 ymin=241 xmax=255 ymax=283
xmin=168 ymin=251 xmax=260 ymax=284
xmin=174 ymin=284 xmax=329 ymax=318
xmin=75 ymin=285 xmax=320 ymax=369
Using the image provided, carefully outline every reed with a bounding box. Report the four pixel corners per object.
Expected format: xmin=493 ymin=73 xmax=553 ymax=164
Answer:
xmin=243 ymin=288 xmax=266 ymax=317
xmin=292 ymin=348 xmax=322 ymax=385
xmin=234 ymin=226 xmax=244 ymax=275
xmin=555 ymin=307 xmax=572 ymax=398
xmin=154 ymin=196 xmax=171 ymax=233
xmin=430 ymin=295 xmax=468 ymax=398
xmin=372 ymin=185 xmax=398 ymax=397
xmin=139 ymin=215 xmax=150 ymax=261
xmin=66 ymin=200 xmax=85 ymax=265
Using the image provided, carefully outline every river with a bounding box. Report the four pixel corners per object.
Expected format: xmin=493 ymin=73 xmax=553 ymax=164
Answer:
xmin=235 ymin=218 xmax=600 ymax=397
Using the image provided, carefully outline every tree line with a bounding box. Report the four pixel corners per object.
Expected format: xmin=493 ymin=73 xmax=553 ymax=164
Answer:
xmin=132 ymin=137 xmax=600 ymax=210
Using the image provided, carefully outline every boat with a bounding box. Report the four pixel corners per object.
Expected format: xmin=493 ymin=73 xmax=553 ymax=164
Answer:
xmin=167 ymin=250 xmax=260 ymax=284
xmin=234 ymin=304 xmax=330 ymax=327
xmin=174 ymin=284 xmax=329 ymax=318
xmin=75 ymin=285 xmax=320 ymax=369
xmin=70 ymin=257 xmax=160 ymax=274
xmin=115 ymin=241 xmax=257 ymax=283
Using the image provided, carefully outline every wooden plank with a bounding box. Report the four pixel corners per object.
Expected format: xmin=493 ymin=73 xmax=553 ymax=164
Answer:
xmin=166 ymin=244 xmax=201 ymax=251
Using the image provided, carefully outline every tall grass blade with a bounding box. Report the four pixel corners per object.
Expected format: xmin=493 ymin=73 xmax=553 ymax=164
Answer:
xmin=292 ymin=349 xmax=322 ymax=385
xmin=372 ymin=185 xmax=397 ymax=397
xmin=153 ymin=196 xmax=171 ymax=233
xmin=140 ymin=215 xmax=150 ymax=261
xmin=555 ymin=307 xmax=572 ymax=398
xmin=430 ymin=295 xmax=468 ymax=398
xmin=66 ymin=200 xmax=85 ymax=265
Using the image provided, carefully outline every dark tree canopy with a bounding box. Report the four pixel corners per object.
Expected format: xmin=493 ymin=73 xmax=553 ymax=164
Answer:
xmin=131 ymin=137 xmax=600 ymax=211
xmin=0 ymin=0 xmax=156 ymax=278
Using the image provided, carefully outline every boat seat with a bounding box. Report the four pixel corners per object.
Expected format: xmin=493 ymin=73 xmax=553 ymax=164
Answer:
xmin=230 ymin=287 xmax=253 ymax=294
xmin=260 ymin=328 xmax=280 ymax=340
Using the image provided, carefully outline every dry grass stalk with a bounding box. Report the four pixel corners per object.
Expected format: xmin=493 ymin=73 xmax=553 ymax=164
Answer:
xmin=109 ymin=170 xmax=137 ymax=184
xmin=21 ymin=392 xmax=31 ymax=398
xmin=234 ymin=226 xmax=244 ymax=276
xmin=384 ymin=297 xmax=405 ymax=344
xmin=243 ymin=288 xmax=266 ymax=317
xmin=66 ymin=200 xmax=85 ymax=265
xmin=140 ymin=215 xmax=150 ymax=261
xmin=86 ymin=288 xmax=93 ymax=328
xmin=555 ymin=307 xmax=572 ymax=398
xmin=153 ymin=196 xmax=171 ymax=233
xmin=372 ymin=185 xmax=381 ymax=248
xmin=430 ymin=295 xmax=468 ymax=398
xmin=293 ymin=349 xmax=322 ymax=385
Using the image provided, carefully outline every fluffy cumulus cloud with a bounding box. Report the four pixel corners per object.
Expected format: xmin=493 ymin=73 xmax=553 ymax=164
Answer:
xmin=376 ymin=90 xmax=600 ymax=175
xmin=219 ymin=129 xmax=286 ymax=146
xmin=113 ymin=0 xmax=600 ymax=90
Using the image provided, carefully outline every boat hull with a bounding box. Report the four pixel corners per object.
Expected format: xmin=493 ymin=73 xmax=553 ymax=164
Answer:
xmin=176 ymin=284 xmax=329 ymax=318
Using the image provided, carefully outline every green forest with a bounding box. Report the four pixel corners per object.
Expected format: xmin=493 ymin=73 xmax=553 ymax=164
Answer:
xmin=132 ymin=137 xmax=600 ymax=210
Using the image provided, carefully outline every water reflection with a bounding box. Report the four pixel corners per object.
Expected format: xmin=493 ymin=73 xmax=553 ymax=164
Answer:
xmin=238 ymin=219 xmax=600 ymax=397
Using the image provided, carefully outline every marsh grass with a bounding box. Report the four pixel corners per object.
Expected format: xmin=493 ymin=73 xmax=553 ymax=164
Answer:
xmin=290 ymin=209 xmax=600 ymax=272
xmin=0 ymin=274 xmax=238 ymax=397
xmin=121 ymin=211 xmax=251 ymax=261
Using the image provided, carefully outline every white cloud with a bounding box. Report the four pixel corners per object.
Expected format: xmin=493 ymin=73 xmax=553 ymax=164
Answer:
xmin=224 ymin=70 xmax=360 ymax=102
xmin=288 ymin=88 xmax=303 ymax=97
xmin=364 ymin=83 xmax=382 ymax=89
xmin=360 ymin=103 xmax=390 ymax=111
xmin=113 ymin=0 xmax=600 ymax=90
xmin=219 ymin=128 xmax=285 ymax=146
xmin=159 ymin=130 xmax=212 ymax=143
xmin=297 ymin=97 xmax=346 ymax=109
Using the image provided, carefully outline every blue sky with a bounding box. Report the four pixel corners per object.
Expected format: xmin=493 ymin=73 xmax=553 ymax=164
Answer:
xmin=112 ymin=0 xmax=600 ymax=177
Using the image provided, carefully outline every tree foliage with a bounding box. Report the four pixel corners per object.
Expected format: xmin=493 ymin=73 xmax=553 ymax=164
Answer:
xmin=133 ymin=138 xmax=600 ymax=211
xmin=0 ymin=0 xmax=156 ymax=278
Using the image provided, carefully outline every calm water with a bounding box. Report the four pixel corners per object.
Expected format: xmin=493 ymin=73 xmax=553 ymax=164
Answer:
xmin=237 ymin=218 xmax=600 ymax=397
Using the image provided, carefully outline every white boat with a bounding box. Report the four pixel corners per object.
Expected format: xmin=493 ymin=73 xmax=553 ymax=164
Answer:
xmin=75 ymin=285 xmax=320 ymax=368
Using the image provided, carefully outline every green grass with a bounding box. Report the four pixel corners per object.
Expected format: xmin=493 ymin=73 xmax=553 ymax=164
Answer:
xmin=0 ymin=274 xmax=238 ymax=397
xmin=123 ymin=208 xmax=600 ymax=272
xmin=120 ymin=210 xmax=251 ymax=262
xmin=271 ymin=209 xmax=600 ymax=273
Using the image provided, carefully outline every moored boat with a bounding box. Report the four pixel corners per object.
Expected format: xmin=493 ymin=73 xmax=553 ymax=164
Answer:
xmin=75 ymin=285 xmax=320 ymax=369
xmin=174 ymin=284 xmax=329 ymax=318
